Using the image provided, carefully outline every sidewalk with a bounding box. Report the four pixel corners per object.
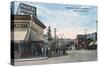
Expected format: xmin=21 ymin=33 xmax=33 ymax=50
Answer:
xmin=15 ymin=57 xmax=48 ymax=62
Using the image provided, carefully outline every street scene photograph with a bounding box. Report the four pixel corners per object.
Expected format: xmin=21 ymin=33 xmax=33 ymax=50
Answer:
xmin=11 ymin=1 xmax=97 ymax=66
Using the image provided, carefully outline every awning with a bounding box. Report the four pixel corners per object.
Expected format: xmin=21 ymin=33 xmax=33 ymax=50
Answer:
xmin=11 ymin=31 xmax=28 ymax=41
xmin=11 ymin=30 xmax=44 ymax=41
xmin=30 ymin=30 xmax=44 ymax=41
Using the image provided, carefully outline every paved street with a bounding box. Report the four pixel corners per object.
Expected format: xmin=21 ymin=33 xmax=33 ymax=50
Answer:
xmin=15 ymin=50 xmax=97 ymax=66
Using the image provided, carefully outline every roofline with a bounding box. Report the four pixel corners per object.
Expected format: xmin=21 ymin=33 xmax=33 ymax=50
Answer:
xmin=11 ymin=15 xmax=46 ymax=29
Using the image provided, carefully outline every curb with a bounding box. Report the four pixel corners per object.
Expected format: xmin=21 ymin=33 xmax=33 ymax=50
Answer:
xmin=15 ymin=57 xmax=48 ymax=62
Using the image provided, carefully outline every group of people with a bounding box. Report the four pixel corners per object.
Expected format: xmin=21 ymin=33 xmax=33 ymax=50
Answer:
xmin=45 ymin=46 xmax=67 ymax=57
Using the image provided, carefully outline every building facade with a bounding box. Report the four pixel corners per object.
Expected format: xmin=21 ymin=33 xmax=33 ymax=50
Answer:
xmin=11 ymin=15 xmax=46 ymax=59
xmin=11 ymin=2 xmax=47 ymax=60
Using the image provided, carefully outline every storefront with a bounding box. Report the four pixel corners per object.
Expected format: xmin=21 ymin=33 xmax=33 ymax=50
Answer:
xmin=11 ymin=15 xmax=46 ymax=59
xmin=13 ymin=41 xmax=46 ymax=58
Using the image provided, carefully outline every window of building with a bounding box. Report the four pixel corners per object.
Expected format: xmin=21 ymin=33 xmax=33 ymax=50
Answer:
xmin=14 ymin=23 xmax=29 ymax=28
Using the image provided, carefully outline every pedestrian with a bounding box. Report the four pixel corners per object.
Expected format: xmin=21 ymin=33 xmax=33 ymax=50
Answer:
xmin=63 ymin=49 xmax=66 ymax=55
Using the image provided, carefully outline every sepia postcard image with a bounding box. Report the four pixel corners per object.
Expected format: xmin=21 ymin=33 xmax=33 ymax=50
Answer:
xmin=11 ymin=1 xmax=97 ymax=66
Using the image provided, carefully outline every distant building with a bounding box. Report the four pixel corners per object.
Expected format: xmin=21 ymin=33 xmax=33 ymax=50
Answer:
xmin=57 ymin=39 xmax=74 ymax=50
xmin=75 ymin=32 xmax=97 ymax=49
xmin=75 ymin=35 xmax=86 ymax=49
xmin=86 ymin=32 xmax=97 ymax=41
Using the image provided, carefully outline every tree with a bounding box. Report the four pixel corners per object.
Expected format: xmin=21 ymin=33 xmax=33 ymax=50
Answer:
xmin=47 ymin=26 xmax=52 ymax=41
xmin=47 ymin=26 xmax=53 ymax=57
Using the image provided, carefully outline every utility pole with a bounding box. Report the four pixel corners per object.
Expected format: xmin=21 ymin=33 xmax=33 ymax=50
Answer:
xmin=96 ymin=20 xmax=98 ymax=41
xmin=84 ymin=29 xmax=87 ymax=49
xmin=84 ymin=29 xmax=87 ymax=40
xmin=54 ymin=28 xmax=57 ymax=42
xmin=54 ymin=28 xmax=58 ymax=53
xmin=84 ymin=29 xmax=87 ymax=35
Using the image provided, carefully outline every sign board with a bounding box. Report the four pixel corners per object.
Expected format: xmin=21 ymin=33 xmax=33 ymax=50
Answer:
xmin=17 ymin=3 xmax=37 ymax=17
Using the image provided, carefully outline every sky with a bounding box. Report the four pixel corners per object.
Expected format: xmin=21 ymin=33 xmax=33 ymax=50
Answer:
xmin=11 ymin=1 xmax=97 ymax=39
